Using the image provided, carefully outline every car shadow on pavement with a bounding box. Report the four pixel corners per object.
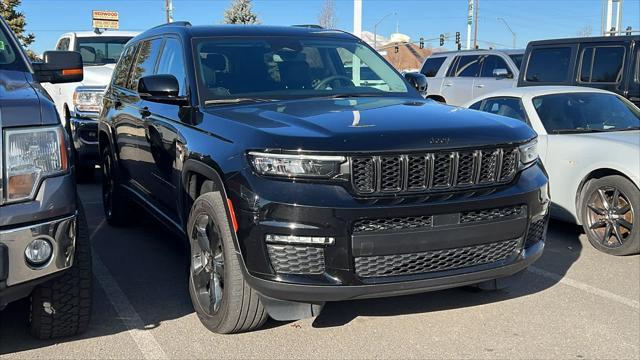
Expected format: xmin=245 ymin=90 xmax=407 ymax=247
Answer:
xmin=312 ymin=219 xmax=584 ymax=328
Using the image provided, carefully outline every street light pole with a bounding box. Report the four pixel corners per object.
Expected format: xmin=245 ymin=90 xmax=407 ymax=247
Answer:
xmin=374 ymin=12 xmax=396 ymax=50
xmin=497 ymin=17 xmax=516 ymax=48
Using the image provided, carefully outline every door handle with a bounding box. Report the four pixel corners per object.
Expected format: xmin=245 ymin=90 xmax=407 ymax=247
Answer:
xmin=444 ymin=83 xmax=453 ymax=87
xmin=139 ymin=107 xmax=151 ymax=118
xmin=475 ymin=84 xmax=485 ymax=88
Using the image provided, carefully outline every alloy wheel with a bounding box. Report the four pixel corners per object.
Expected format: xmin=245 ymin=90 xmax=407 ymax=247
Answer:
xmin=586 ymin=186 xmax=634 ymax=248
xmin=190 ymin=213 xmax=225 ymax=315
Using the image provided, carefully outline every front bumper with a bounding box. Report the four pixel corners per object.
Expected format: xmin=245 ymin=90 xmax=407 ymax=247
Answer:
xmin=70 ymin=116 xmax=99 ymax=166
xmin=229 ymin=163 xmax=549 ymax=303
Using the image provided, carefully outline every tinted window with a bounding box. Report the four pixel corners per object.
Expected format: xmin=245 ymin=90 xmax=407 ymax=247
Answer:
xmin=532 ymin=92 xmax=639 ymax=133
xmin=579 ymin=46 xmax=625 ymax=83
xmin=468 ymin=101 xmax=482 ymax=110
xmin=525 ymin=47 xmax=572 ymax=82
xmin=452 ymin=55 xmax=481 ymax=77
xmin=128 ymin=38 xmax=163 ymax=91
xmin=0 ymin=25 xmax=18 ymax=67
xmin=56 ymin=38 xmax=70 ymax=51
xmin=76 ymin=36 xmax=133 ymax=65
xmin=480 ymin=97 xmax=528 ymax=122
xmin=481 ymin=55 xmax=511 ymax=77
xmin=113 ymin=45 xmax=136 ymax=89
xmin=509 ymin=54 xmax=523 ymax=70
xmin=421 ymin=57 xmax=446 ymax=77
xmin=156 ymin=38 xmax=187 ymax=96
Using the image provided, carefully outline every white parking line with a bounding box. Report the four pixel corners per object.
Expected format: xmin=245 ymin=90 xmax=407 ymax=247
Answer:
xmin=529 ymin=266 xmax=640 ymax=310
xmin=90 ymin=220 xmax=168 ymax=360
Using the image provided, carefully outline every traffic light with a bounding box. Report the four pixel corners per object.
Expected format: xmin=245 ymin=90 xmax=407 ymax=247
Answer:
xmin=439 ymin=34 xmax=444 ymax=47
xmin=626 ymin=26 xmax=633 ymax=36
xmin=458 ymin=42 xmax=462 ymax=51
xmin=455 ymin=32 xmax=461 ymax=44
xmin=419 ymin=37 xmax=424 ymax=49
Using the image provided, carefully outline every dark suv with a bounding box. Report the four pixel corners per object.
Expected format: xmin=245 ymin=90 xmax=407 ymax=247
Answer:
xmin=0 ymin=17 xmax=92 ymax=339
xmin=99 ymin=22 xmax=549 ymax=334
xmin=518 ymin=35 xmax=640 ymax=106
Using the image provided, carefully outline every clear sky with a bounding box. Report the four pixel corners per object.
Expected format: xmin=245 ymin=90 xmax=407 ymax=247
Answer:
xmin=21 ymin=0 xmax=640 ymax=54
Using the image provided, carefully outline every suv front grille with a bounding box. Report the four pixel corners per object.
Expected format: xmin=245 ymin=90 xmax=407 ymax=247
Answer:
xmin=460 ymin=206 xmax=524 ymax=224
xmin=354 ymin=239 xmax=520 ymax=278
xmin=350 ymin=147 xmax=519 ymax=195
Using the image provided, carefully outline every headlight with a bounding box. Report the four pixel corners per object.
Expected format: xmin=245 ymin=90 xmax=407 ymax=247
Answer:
xmin=518 ymin=139 xmax=538 ymax=167
xmin=73 ymin=86 xmax=105 ymax=113
xmin=3 ymin=126 xmax=68 ymax=203
xmin=248 ymin=152 xmax=346 ymax=178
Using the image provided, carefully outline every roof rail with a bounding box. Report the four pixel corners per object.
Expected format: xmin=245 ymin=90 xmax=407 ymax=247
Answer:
xmin=150 ymin=21 xmax=192 ymax=30
xmin=292 ymin=24 xmax=324 ymax=29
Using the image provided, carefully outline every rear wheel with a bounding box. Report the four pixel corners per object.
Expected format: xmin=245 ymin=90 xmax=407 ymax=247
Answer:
xmin=188 ymin=191 xmax=268 ymax=334
xmin=580 ymin=175 xmax=639 ymax=256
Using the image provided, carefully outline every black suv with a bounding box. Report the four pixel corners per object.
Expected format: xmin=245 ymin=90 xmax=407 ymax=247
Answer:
xmin=1 ymin=16 xmax=92 ymax=339
xmin=518 ymin=35 xmax=640 ymax=106
xmin=99 ymin=23 xmax=549 ymax=334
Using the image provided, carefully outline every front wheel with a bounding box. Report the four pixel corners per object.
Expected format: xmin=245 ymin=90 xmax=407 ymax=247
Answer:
xmin=580 ymin=175 xmax=639 ymax=256
xmin=188 ymin=191 xmax=268 ymax=334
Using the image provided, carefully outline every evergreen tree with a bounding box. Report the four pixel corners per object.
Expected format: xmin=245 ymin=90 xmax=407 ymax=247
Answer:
xmin=0 ymin=0 xmax=35 ymax=48
xmin=223 ymin=0 xmax=259 ymax=25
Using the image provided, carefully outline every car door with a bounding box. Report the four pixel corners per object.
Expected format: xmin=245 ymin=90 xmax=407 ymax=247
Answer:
xmin=473 ymin=55 xmax=516 ymax=99
xmin=440 ymin=54 xmax=481 ymax=106
xmin=115 ymin=37 xmax=164 ymax=198
xmin=142 ymin=36 xmax=189 ymax=222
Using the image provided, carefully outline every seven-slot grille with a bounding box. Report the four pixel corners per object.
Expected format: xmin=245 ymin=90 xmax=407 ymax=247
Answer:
xmin=351 ymin=147 xmax=520 ymax=195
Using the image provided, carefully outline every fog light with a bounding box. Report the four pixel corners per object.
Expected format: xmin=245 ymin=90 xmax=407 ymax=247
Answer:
xmin=266 ymin=234 xmax=335 ymax=245
xmin=25 ymin=238 xmax=53 ymax=266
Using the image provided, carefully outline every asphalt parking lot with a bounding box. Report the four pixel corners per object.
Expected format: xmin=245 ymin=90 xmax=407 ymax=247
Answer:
xmin=1 ymin=180 xmax=639 ymax=359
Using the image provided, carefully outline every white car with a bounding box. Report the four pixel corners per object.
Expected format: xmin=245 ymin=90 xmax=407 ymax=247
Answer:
xmin=43 ymin=30 xmax=138 ymax=178
xmin=465 ymin=86 xmax=639 ymax=255
xmin=420 ymin=49 xmax=523 ymax=106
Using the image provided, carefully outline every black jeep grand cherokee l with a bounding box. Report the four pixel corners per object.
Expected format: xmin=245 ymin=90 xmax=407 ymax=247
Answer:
xmin=99 ymin=22 xmax=549 ymax=334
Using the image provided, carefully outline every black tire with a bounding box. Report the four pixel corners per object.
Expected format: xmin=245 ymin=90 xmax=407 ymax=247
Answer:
xmin=580 ymin=175 xmax=639 ymax=256
xmin=187 ymin=191 xmax=268 ymax=334
xmin=29 ymin=201 xmax=92 ymax=339
xmin=101 ymin=146 xmax=134 ymax=227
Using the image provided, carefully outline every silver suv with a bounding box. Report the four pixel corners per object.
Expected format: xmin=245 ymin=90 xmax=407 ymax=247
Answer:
xmin=420 ymin=49 xmax=523 ymax=106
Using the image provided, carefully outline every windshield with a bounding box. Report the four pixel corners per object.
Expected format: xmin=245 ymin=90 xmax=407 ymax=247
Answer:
xmin=0 ymin=22 xmax=26 ymax=71
xmin=532 ymin=92 xmax=640 ymax=134
xmin=76 ymin=36 xmax=132 ymax=65
xmin=194 ymin=37 xmax=411 ymax=104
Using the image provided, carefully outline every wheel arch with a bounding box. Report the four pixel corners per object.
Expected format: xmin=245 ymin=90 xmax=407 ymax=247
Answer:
xmin=576 ymin=168 xmax=639 ymax=222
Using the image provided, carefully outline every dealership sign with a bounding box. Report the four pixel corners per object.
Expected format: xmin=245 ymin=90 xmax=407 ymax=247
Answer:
xmin=92 ymin=10 xmax=119 ymax=30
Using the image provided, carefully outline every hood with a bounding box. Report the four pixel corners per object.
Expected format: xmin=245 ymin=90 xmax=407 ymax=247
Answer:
xmin=0 ymin=70 xmax=43 ymax=127
xmin=202 ymin=97 xmax=536 ymax=152
xmin=80 ymin=64 xmax=116 ymax=86
xmin=561 ymin=130 xmax=640 ymax=148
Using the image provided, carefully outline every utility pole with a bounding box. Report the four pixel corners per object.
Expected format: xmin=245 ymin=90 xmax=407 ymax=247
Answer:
xmin=353 ymin=0 xmax=362 ymax=85
xmin=466 ymin=0 xmax=473 ymax=49
xmin=604 ymin=0 xmax=623 ymax=36
xmin=473 ymin=0 xmax=479 ymax=49
xmin=165 ymin=0 xmax=174 ymax=23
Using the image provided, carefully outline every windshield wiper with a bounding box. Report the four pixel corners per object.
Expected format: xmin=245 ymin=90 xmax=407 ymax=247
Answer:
xmin=320 ymin=93 xmax=383 ymax=99
xmin=550 ymin=128 xmax=608 ymax=134
xmin=204 ymin=98 xmax=276 ymax=106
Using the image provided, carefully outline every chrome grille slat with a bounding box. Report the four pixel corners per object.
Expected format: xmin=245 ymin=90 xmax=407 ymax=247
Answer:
xmin=350 ymin=146 xmax=520 ymax=196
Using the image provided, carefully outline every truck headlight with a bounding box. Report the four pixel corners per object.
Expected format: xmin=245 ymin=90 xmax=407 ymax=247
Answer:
xmin=73 ymin=86 xmax=105 ymax=113
xmin=518 ymin=139 xmax=538 ymax=167
xmin=248 ymin=152 xmax=346 ymax=178
xmin=3 ymin=126 xmax=68 ymax=203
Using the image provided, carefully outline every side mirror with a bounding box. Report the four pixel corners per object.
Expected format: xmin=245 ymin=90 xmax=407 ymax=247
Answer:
xmin=403 ymin=72 xmax=428 ymax=97
xmin=493 ymin=68 xmax=512 ymax=79
xmin=138 ymin=75 xmax=188 ymax=105
xmin=32 ymin=51 xmax=83 ymax=84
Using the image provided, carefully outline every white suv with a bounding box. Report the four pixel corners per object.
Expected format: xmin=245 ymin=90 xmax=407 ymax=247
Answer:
xmin=420 ymin=49 xmax=523 ymax=106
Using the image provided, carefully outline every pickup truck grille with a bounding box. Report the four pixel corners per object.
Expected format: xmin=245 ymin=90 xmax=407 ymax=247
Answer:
xmin=350 ymin=147 xmax=519 ymax=195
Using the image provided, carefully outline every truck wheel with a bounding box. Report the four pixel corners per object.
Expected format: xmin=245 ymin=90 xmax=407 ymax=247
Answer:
xmin=29 ymin=201 xmax=92 ymax=339
xmin=580 ymin=175 xmax=639 ymax=256
xmin=101 ymin=147 xmax=134 ymax=226
xmin=187 ymin=192 xmax=268 ymax=334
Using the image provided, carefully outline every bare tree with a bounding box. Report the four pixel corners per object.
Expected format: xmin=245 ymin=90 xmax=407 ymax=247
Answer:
xmin=318 ymin=0 xmax=337 ymax=29
xmin=576 ymin=24 xmax=593 ymax=38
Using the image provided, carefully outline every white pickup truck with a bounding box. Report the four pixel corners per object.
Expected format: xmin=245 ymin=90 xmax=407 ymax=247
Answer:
xmin=44 ymin=30 xmax=138 ymax=178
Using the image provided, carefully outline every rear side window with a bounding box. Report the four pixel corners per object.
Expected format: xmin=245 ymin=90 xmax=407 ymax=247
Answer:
xmin=480 ymin=55 xmax=512 ymax=78
xmin=525 ymin=47 xmax=572 ymax=83
xmin=509 ymin=54 xmax=523 ymax=70
xmin=448 ymin=55 xmax=481 ymax=77
xmin=479 ymin=97 xmax=528 ymax=123
xmin=128 ymin=38 xmax=164 ymax=91
xmin=421 ymin=57 xmax=446 ymax=77
xmin=113 ymin=45 xmax=136 ymax=89
xmin=579 ymin=46 xmax=625 ymax=83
